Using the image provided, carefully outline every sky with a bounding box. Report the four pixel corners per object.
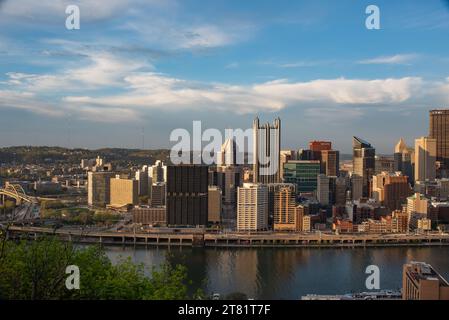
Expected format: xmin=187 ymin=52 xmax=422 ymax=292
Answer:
xmin=0 ymin=0 xmax=449 ymax=153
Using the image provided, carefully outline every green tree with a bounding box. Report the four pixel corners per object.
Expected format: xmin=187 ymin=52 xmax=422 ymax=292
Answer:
xmin=0 ymin=236 xmax=203 ymax=300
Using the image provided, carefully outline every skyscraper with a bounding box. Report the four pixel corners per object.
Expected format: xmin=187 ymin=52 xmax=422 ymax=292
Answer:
xmin=352 ymin=136 xmax=375 ymax=197
xmin=429 ymin=109 xmax=449 ymax=176
xmin=87 ymin=171 xmax=115 ymax=207
xmin=283 ymin=160 xmax=321 ymax=194
xmin=166 ymin=165 xmax=208 ymax=226
xmin=237 ymin=183 xmax=268 ymax=231
xmin=217 ymin=137 xmax=237 ymax=166
xmin=321 ymin=150 xmax=340 ymax=177
xmin=150 ymin=160 xmax=167 ymax=183
xmin=317 ymin=174 xmax=330 ymax=205
xmin=273 ymin=185 xmax=297 ymax=231
xmin=415 ymin=137 xmax=436 ymax=182
xmin=253 ymin=117 xmax=281 ymax=184
xmin=394 ymin=138 xmax=414 ymax=183
xmin=372 ymin=172 xmax=412 ymax=211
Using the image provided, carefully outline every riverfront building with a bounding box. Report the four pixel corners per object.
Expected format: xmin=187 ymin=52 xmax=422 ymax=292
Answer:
xmin=403 ymin=261 xmax=449 ymax=300
xmin=166 ymin=165 xmax=208 ymax=226
xmin=237 ymin=183 xmax=268 ymax=231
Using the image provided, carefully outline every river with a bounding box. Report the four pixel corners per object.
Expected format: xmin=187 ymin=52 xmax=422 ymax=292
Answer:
xmin=104 ymin=246 xmax=449 ymax=299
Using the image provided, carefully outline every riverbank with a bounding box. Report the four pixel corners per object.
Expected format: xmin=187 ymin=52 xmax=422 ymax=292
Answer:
xmin=4 ymin=225 xmax=449 ymax=248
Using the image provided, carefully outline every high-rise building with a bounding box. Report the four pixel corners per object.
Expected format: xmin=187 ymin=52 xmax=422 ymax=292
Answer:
xmin=266 ymin=183 xmax=296 ymax=227
xmin=295 ymin=204 xmax=308 ymax=232
xmin=353 ymin=136 xmax=375 ymax=197
xmin=429 ymin=109 xmax=449 ymax=177
xmin=151 ymin=182 xmax=166 ymax=206
xmin=110 ymin=176 xmax=139 ymax=207
xmin=321 ymin=150 xmax=339 ymax=177
xmin=273 ymin=185 xmax=297 ymax=231
xmin=87 ymin=171 xmax=115 ymax=207
xmin=415 ymin=136 xmax=436 ymax=182
xmin=394 ymin=138 xmax=414 ymax=182
xmin=208 ymin=186 xmax=222 ymax=224
xmin=372 ymin=172 xmax=412 ymax=211
xmin=309 ymin=140 xmax=332 ymax=161
xmin=317 ymin=174 xmax=330 ymax=205
xmin=217 ymin=137 xmax=237 ymax=166
xmin=280 ymin=150 xmax=297 ymax=181
xmin=402 ymin=261 xmax=449 ymax=300
xmin=135 ymin=166 xmax=150 ymax=197
xmin=237 ymin=183 xmax=268 ymax=231
xmin=335 ymin=176 xmax=348 ymax=206
xmin=283 ymin=160 xmax=321 ymax=194
xmin=407 ymin=192 xmax=429 ymax=216
xmin=253 ymin=117 xmax=281 ymax=184
xmin=166 ymin=165 xmax=208 ymax=226
xmin=150 ymin=160 xmax=167 ymax=183
xmin=309 ymin=141 xmax=332 ymax=152
xmin=350 ymin=173 xmax=363 ymax=201
xmin=210 ymin=165 xmax=242 ymax=223
xmin=374 ymin=156 xmax=395 ymax=174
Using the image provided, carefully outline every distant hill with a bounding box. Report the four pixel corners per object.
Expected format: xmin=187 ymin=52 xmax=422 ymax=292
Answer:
xmin=0 ymin=146 xmax=171 ymax=166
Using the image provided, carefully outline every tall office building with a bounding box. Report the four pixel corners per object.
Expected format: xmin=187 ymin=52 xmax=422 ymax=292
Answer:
xmin=135 ymin=166 xmax=150 ymax=197
xmin=317 ymin=174 xmax=330 ymax=205
xmin=110 ymin=176 xmax=139 ymax=207
xmin=253 ymin=117 xmax=281 ymax=184
xmin=273 ymin=185 xmax=297 ymax=231
xmin=321 ymin=150 xmax=340 ymax=176
xmin=208 ymin=186 xmax=222 ymax=223
xmin=335 ymin=176 xmax=348 ymax=206
xmin=415 ymin=136 xmax=437 ymax=183
xmin=394 ymin=138 xmax=414 ymax=182
xmin=87 ymin=171 xmax=115 ymax=207
xmin=150 ymin=160 xmax=167 ymax=183
xmin=237 ymin=183 xmax=268 ymax=231
xmin=429 ymin=109 xmax=449 ymax=177
xmin=150 ymin=182 xmax=166 ymax=206
xmin=217 ymin=137 xmax=237 ymax=166
xmin=166 ymin=165 xmax=208 ymax=226
xmin=402 ymin=261 xmax=449 ymax=300
xmin=350 ymin=173 xmax=363 ymax=201
xmin=280 ymin=150 xmax=297 ymax=181
xmin=283 ymin=160 xmax=321 ymax=194
xmin=372 ymin=172 xmax=412 ymax=211
xmin=353 ymin=136 xmax=375 ymax=197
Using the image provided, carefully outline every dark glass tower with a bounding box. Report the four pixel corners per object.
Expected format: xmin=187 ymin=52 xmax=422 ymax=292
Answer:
xmin=167 ymin=165 xmax=208 ymax=226
xmin=353 ymin=136 xmax=375 ymax=198
xmin=429 ymin=109 xmax=449 ymax=177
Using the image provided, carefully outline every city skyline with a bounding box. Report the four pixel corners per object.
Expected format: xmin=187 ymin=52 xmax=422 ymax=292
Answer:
xmin=1 ymin=0 xmax=449 ymax=152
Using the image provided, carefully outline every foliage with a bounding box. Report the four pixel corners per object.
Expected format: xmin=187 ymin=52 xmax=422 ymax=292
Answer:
xmin=0 ymin=237 xmax=203 ymax=300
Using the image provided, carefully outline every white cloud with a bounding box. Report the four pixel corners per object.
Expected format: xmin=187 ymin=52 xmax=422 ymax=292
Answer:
xmin=0 ymin=0 xmax=136 ymax=22
xmin=1 ymin=51 xmax=446 ymax=123
xmin=357 ymin=54 xmax=419 ymax=65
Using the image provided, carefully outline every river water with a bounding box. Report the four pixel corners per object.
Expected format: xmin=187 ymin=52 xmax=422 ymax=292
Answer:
xmin=104 ymin=246 xmax=449 ymax=299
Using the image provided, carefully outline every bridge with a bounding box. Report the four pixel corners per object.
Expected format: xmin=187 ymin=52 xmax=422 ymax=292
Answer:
xmin=4 ymin=225 xmax=449 ymax=248
xmin=0 ymin=184 xmax=36 ymax=205
xmin=0 ymin=184 xmax=42 ymax=221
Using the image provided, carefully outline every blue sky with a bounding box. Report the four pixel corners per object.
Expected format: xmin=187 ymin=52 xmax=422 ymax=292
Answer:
xmin=0 ymin=0 xmax=449 ymax=153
